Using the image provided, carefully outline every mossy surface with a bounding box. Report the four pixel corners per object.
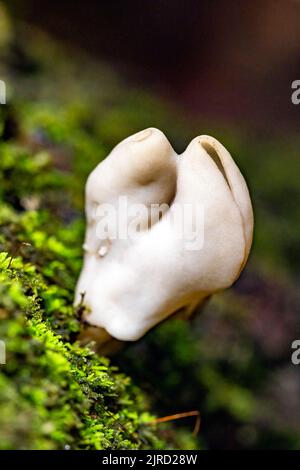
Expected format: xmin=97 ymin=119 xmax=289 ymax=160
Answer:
xmin=0 ymin=108 xmax=168 ymax=450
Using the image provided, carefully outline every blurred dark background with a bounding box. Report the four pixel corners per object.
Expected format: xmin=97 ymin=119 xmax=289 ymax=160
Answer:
xmin=7 ymin=0 xmax=300 ymax=133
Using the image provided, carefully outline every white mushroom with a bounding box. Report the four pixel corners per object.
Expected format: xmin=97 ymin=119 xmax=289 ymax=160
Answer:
xmin=75 ymin=128 xmax=253 ymax=342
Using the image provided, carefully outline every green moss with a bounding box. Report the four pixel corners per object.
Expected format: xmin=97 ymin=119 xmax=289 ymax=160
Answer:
xmin=0 ymin=122 xmax=166 ymax=448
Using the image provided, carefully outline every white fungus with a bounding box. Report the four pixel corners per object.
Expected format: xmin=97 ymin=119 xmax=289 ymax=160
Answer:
xmin=75 ymin=128 xmax=254 ymax=342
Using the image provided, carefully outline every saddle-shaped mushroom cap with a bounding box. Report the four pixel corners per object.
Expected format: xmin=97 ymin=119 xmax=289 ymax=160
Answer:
xmin=75 ymin=128 xmax=254 ymax=341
